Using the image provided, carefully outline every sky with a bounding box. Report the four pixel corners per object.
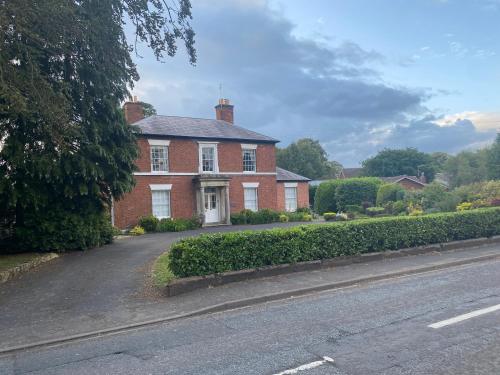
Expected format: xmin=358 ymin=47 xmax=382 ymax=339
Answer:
xmin=130 ymin=0 xmax=500 ymax=167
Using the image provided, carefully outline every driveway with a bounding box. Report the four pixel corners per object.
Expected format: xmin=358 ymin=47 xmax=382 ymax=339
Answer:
xmin=0 ymin=221 xmax=315 ymax=349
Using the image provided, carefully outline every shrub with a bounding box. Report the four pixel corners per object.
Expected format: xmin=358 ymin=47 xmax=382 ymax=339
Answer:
xmin=336 ymin=213 xmax=348 ymax=221
xmin=230 ymin=212 xmax=248 ymax=225
xmin=335 ymin=177 xmax=383 ymax=210
xmin=138 ymin=215 xmax=159 ymax=232
xmin=251 ymin=208 xmax=280 ymax=224
xmin=392 ymin=201 xmax=407 ymax=215
xmin=302 ymin=214 xmax=313 ymax=221
xmin=168 ymin=208 xmax=500 ymax=277
xmin=408 ymin=209 xmax=424 ymax=216
xmin=456 ymin=202 xmax=473 ymax=211
xmin=491 ymin=198 xmax=500 ymax=207
xmin=323 ymin=212 xmax=336 ymax=221
xmin=279 ymin=214 xmax=289 ymax=222
xmin=130 ymin=226 xmax=145 ymax=236
xmin=314 ymin=180 xmax=343 ymax=214
xmin=345 ymin=205 xmax=362 ymax=213
xmin=296 ymin=207 xmax=312 ymax=214
xmin=376 ymin=184 xmax=405 ymax=206
xmin=157 ymin=217 xmax=201 ymax=232
xmin=285 ymin=212 xmax=306 ymax=222
xmin=366 ymin=207 xmax=385 ymax=216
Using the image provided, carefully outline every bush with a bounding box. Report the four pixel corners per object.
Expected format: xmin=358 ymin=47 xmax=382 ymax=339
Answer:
xmin=366 ymin=207 xmax=385 ymax=216
xmin=345 ymin=205 xmax=362 ymax=213
xmin=336 ymin=213 xmax=348 ymax=221
xmin=376 ymin=184 xmax=405 ymax=206
xmin=130 ymin=226 xmax=145 ymax=236
xmin=323 ymin=212 xmax=336 ymax=221
xmin=302 ymin=214 xmax=313 ymax=222
xmin=157 ymin=217 xmax=201 ymax=232
xmin=138 ymin=215 xmax=159 ymax=232
xmin=314 ymin=180 xmax=343 ymax=214
xmin=491 ymin=198 xmax=500 ymax=207
xmin=15 ymin=207 xmax=114 ymax=252
xmin=335 ymin=177 xmax=383 ymax=210
xmin=279 ymin=214 xmax=289 ymax=222
xmin=456 ymin=202 xmax=473 ymax=211
xmin=296 ymin=207 xmax=312 ymax=214
xmin=168 ymin=208 xmax=500 ymax=277
xmin=392 ymin=201 xmax=407 ymax=215
xmin=230 ymin=212 xmax=248 ymax=225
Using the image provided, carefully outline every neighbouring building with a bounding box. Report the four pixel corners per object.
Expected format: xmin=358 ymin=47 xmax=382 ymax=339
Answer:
xmin=380 ymin=175 xmax=427 ymax=190
xmin=113 ymin=98 xmax=310 ymax=228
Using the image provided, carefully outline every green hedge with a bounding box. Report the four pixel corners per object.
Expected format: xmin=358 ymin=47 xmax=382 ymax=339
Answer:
xmin=313 ymin=179 xmax=343 ymax=214
xmin=376 ymin=183 xmax=405 ymax=206
xmin=335 ymin=177 xmax=382 ymax=210
xmin=314 ymin=178 xmax=382 ymax=214
xmin=230 ymin=209 xmax=310 ymax=225
xmin=168 ymin=208 xmax=500 ymax=277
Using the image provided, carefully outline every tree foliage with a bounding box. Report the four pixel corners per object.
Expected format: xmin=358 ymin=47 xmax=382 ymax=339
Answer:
xmin=0 ymin=1 xmax=196 ymax=251
xmin=362 ymin=148 xmax=436 ymax=181
xmin=442 ymin=149 xmax=489 ymax=188
xmin=276 ymin=138 xmax=342 ymax=180
xmin=487 ymin=133 xmax=500 ymax=180
xmin=140 ymin=101 xmax=157 ymax=117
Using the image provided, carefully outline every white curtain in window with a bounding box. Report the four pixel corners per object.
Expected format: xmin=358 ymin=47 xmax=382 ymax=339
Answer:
xmin=244 ymin=188 xmax=258 ymax=211
xmin=285 ymin=187 xmax=297 ymax=212
xmin=152 ymin=190 xmax=171 ymax=218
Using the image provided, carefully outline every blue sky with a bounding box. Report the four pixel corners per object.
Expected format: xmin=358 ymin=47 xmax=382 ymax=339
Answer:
xmin=131 ymin=0 xmax=499 ymax=166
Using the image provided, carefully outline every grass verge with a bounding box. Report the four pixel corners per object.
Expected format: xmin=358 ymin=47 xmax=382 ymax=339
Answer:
xmin=152 ymin=252 xmax=175 ymax=287
xmin=0 ymin=253 xmax=45 ymax=273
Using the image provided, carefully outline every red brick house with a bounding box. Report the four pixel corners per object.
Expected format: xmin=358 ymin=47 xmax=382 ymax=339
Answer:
xmin=113 ymin=99 xmax=310 ymax=228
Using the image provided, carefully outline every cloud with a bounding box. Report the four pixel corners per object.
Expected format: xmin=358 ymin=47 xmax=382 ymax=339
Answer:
xmin=130 ymin=0 xmax=496 ymax=167
xmin=436 ymin=111 xmax=500 ymax=131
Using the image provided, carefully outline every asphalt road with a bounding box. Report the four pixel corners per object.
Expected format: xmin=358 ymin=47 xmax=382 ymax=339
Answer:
xmin=2 ymin=257 xmax=500 ymax=374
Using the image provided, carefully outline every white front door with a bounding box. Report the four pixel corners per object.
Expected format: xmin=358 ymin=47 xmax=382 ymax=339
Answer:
xmin=204 ymin=188 xmax=220 ymax=223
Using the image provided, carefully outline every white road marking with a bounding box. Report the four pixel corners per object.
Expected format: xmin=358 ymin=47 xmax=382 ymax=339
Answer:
xmin=429 ymin=303 xmax=500 ymax=329
xmin=273 ymin=356 xmax=334 ymax=374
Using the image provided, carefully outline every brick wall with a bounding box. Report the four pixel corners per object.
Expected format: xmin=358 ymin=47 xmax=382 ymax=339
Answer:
xmin=276 ymin=182 xmax=310 ymax=211
xmin=229 ymin=175 xmax=278 ymax=212
xmin=113 ymin=176 xmax=197 ymax=229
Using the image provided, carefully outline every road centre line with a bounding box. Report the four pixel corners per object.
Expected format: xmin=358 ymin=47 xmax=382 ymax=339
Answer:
xmin=272 ymin=356 xmax=335 ymax=374
xmin=429 ymin=303 xmax=500 ymax=329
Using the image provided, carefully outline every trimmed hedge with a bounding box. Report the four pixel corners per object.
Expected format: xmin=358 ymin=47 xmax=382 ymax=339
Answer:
xmin=313 ymin=179 xmax=343 ymax=214
xmin=376 ymin=183 xmax=405 ymax=206
xmin=168 ymin=208 xmax=500 ymax=278
xmin=335 ymin=177 xmax=382 ymax=210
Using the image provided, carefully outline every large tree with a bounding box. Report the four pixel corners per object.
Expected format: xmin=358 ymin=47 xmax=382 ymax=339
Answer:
xmin=0 ymin=1 xmax=195 ymax=251
xmin=486 ymin=133 xmax=500 ymax=180
xmin=361 ymin=148 xmax=436 ymax=181
xmin=442 ymin=149 xmax=488 ymax=188
xmin=276 ymin=138 xmax=342 ymax=180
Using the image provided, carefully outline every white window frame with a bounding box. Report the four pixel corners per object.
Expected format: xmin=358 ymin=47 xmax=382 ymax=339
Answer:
xmin=149 ymin=184 xmax=172 ymax=219
xmin=198 ymin=142 xmax=219 ymax=174
xmin=243 ymin=186 xmax=259 ymax=212
xmin=242 ymin=144 xmax=257 ymax=173
xmin=148 ymin=139 xmax=170 ymax=173
xmin=284 ymin=182 xmax=298 ymax=212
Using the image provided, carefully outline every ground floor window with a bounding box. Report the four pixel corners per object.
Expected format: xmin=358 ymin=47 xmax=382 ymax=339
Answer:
xmin=285 ymin=187 xmax=297 ymax=212
xmin=152 ymin=190 xmax=171 ymax=218
xmin=244 ymin=187 xmax=258 ymax=211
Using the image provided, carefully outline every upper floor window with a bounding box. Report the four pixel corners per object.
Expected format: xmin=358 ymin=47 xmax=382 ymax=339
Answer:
xmin=242 ymin=149 xmax=256 ymax=172
xmin=199 ymin=143 xmax=218 ymax=173
xmin=148 ymin=139 xmax=170 ymax=172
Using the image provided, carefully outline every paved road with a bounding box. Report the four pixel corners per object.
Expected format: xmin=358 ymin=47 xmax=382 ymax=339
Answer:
xmin=0 ymin=221 xmax=316 ymax=348
xmin=2 ymin=257 xmax=500 ymax=374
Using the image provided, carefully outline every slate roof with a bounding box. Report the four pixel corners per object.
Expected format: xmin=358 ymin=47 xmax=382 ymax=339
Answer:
xmin=341 ymin=167 xmax=363 ymax=178
xmin=276 ymin=167 xmax=311 ymax=182
xmin=133 ymin=115 xmax=279 ymax=143
xmin=381 ymin=175 xmax=426 ymax=185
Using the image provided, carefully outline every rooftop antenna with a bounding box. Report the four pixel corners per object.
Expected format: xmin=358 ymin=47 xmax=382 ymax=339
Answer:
xmin=219 ymin=83 xmax=223 ymax=99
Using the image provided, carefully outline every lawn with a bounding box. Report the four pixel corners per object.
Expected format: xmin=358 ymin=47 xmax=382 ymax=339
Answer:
xmin=0 ymin=253 xmax=45 ymax=273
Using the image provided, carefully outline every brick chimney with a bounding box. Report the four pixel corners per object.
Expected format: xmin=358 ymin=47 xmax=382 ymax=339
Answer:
xmin=215 ymin=98 xmax=234 ymax=124
xmin=123 ymin=96 xmax=144 ymax=124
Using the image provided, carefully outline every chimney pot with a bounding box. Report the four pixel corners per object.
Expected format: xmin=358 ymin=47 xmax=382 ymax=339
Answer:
xmin=215 ymin=98 xmax=234 ymax=124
